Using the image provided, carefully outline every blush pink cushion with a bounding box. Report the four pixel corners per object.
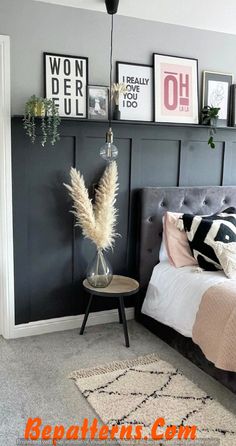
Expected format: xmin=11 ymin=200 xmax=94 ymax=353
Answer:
xmin=163 ymin=212 xmax=197 ymax=268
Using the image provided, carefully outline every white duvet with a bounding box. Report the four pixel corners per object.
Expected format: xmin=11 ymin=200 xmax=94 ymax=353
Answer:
xmin=141 ymin=261 xmax=228 ymax=337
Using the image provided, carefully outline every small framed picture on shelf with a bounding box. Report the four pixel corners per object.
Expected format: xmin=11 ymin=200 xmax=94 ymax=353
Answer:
xmin=153 ymin=53 xmax=199 ymax=124
xmin=116 ymin=62 xmax=153 ymax=121
xmin=44 ymin=52 xmax=88 ymax=118
xmin=202 ymin=71 xmax=233 ymax=126
xmin=88 ymin=85 xmax=109 ymax=120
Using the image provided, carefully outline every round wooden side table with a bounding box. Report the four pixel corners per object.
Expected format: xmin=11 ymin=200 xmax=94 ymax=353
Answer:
xmin=80 ymin=275 xmax=139 ymax=348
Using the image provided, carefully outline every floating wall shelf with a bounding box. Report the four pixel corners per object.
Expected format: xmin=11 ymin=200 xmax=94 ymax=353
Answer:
xmin=13 ymin=115 xmax=236 ymax=131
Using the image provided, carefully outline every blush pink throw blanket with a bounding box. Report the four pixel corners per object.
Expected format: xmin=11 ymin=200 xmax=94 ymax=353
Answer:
xmin=192 ymin=281 xmax=236 ymax=372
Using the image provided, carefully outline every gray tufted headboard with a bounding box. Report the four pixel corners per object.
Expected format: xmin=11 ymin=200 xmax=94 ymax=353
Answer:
xmin=139 ymin=186 xmax=236 ymax=288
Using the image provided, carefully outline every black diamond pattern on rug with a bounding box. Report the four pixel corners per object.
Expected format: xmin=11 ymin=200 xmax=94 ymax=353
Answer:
xmin=70 ymin=354 xmax=236 ymax=445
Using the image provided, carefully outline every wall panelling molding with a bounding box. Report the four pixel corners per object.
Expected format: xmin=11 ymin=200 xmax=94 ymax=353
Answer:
xmin=12 ymin=117 xmax=236 ymax=328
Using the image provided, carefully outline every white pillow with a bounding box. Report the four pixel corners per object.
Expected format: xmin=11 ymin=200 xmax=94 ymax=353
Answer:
xmin=159 ymin=237 xmax=169 ymax=263
xmin=214 ymin=242 xmax=236 ymax=279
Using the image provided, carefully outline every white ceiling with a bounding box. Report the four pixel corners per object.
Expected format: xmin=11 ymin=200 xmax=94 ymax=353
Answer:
xmin=33 ymin=0 xmax=236 ymax=35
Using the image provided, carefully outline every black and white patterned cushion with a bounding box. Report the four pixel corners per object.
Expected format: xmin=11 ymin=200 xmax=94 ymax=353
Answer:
xmin=181 ymin=208 xmax=236 ymax=271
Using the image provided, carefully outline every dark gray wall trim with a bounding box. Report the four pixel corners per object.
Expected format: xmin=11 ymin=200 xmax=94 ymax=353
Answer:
xmin=12 ymin=117 xmax=236 ymax=324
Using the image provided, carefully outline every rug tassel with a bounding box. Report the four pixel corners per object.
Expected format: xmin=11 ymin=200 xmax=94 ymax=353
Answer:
xmin=69 ymin=353 xmax=160 ymax=380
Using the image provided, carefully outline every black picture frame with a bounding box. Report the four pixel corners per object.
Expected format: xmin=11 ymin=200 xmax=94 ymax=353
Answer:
xmin=116 ymin=61 xmax=153 ymax=122
xmin=230 ymin=84 xmax=236 ymax=127
xmin=202 ymin=71 xmax=233 ymax=127
xmin=44 ymin=52 xmax=89 ymax=119
xmin=153 ymin=53 xmax=199 ymax=124
xmin=88 ymin=85 xmax=109 ymax=121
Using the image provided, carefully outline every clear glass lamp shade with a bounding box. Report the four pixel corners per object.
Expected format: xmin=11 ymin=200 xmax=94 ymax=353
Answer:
xmin=100 ymin=127 xmax=118 ymax=161
xmin=100 ymin=142 xmax=118 ymax=161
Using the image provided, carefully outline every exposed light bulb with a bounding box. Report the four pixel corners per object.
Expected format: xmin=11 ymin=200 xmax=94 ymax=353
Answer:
xmin=100 ymin=127 xmax=118 ymax=161
xmin=100 ymin=11 xmax=118 ymax=162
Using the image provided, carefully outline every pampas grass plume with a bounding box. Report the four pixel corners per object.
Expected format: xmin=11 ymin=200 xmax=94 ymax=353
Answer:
xmin=64 ymin=161 xmax=119 ymax=250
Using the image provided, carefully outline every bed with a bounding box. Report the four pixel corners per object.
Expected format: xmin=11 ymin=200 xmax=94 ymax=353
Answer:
xmin=136 ymin=186 xmax=236 ymax=393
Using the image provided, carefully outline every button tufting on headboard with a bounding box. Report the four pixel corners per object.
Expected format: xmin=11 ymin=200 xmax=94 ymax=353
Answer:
xmin=139 ymin=186 xmax=236 ymax=288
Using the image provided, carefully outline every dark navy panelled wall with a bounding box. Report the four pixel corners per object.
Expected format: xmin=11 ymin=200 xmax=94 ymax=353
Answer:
xmin=12 ymin=117 xmax=236 ymax=324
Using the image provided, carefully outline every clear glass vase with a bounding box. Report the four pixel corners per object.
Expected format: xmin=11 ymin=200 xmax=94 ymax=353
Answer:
xmin=87 ymin=249 xmax=113 ymax=288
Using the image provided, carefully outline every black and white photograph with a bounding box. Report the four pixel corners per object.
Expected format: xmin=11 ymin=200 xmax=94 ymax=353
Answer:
xmin=202 ymin=71 xmax=233 ymax=126
xmin=44 ymin=52 xmax=88 ymax=118
xmin=88 ymin=85 xmax=109 ymax=120
xmin=116 ymin=62 xmax=153 ymax=121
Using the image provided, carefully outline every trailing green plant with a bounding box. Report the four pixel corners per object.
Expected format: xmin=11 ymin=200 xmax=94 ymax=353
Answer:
xmin=201 ymin=105 xmax=220 ymax=149
xmin=23 ymin=95 xmax=61 ymax=147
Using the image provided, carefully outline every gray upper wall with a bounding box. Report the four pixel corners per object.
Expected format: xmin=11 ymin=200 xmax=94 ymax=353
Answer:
xmin=1 ymin=0 xmax=236 ymax=115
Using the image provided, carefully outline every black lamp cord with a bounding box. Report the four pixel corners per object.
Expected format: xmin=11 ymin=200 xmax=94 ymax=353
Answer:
xmin=108 ymin=13 xmax=114 ymax=128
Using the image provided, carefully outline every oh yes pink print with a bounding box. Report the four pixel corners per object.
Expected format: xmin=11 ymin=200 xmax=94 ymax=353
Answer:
xmin=154 ymin=54 xmax=199 ymax=124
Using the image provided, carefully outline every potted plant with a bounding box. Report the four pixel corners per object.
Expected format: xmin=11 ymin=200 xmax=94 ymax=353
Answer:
xmin=111 ymin=83 xmax=127 ymax=120
xmin=23 ymin=95 xmax=61 ymax=147
xmin=201 ymin=105 xmax=220 ymax=149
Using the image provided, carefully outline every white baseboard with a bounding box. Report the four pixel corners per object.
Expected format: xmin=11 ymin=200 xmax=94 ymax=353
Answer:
xmin=9 ymin=307 xmax=135 ymax=339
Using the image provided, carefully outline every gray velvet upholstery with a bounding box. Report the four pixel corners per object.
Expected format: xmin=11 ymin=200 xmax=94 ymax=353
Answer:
xmin=139 ymin=186 xmax=236 ymax=288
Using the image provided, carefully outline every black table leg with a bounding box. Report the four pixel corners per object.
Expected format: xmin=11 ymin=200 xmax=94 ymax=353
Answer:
xmin=119 ymin=296 xmax=130 ymax=348
xmin=80 ymin=294 xmax=93 ymax=335
xmin=118 ymin=305 xmax=122 ymax=324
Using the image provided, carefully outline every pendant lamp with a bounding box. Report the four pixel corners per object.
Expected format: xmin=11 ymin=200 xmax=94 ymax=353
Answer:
xmin=99 ymin=0 xmax=120 ymax=161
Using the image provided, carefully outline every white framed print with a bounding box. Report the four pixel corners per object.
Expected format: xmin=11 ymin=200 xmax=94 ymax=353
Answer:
xmin=116 ymin=62 xmax=153 ymax=121
xmin=44 ymin=52 xmax=88 ymax=118
xmin=154 ymin=53 xmax=199 ymax=124
xmin=202 ymin=71 xmax=233 ymax=126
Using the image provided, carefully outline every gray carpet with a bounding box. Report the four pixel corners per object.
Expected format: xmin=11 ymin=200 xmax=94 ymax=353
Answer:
xmin=0 ymin=320 xmax=236 ymax=445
